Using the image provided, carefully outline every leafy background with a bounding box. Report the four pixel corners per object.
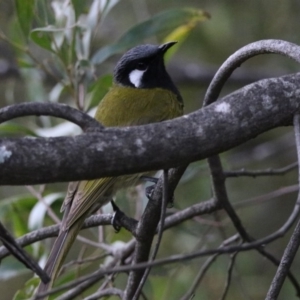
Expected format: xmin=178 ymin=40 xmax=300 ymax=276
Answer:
xmin=0 ymin=0 xmax=300 ymax=299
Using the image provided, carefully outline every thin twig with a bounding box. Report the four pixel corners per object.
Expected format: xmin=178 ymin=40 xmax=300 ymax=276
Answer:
xmin=266 ymin=218 xmax=300 ymax=300
xmin=51 ymin=240 xmax=135 ymax=300
xmin=36 ymin=196 xmax=300 ymax=300
xmin=0 ymin=30 xmax=61 ymax=84
xmin=266 ymin=115 xmax=300 ymax=299
xmin=132 ymin=170 xmax=169 ymax=299
xmin=225 ymin=162 xmax=298 ymax=178
xmin=0 ymin=214 xmax=113 ymax=260
xmin=26 ymin=186 xmax=61 ymax=224
xmin=233 ymin=184 xmax=298 ymax=209
xmin=202 ymin=39 xmax=300 ymax=297
xmin=84 ymin=288 xmax=124 ymax=300
xmin=220 ymin=251 xmax=238 ymax=300
xmin=0 ymin=222 xmax=50 ymax=284
xmin=207 ymin=139 xmax=300 ymax=296
xmin=124 ymin=167 xmax=187 ymax=300
xmin=0 ymin=197 xmax=219 ymax=261
xmin=180 ymin=235 xmax=240 ymax=300
xmin=60 ymin=253 xmax=110 ymax=274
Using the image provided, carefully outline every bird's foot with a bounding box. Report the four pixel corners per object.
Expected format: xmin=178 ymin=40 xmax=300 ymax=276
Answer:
xmin=110 ymin=201 xmax=123 ymax=233
xmin=110 ymin=201 xmax=139 ymax=235
xmin=144 ymin=182 xmax=174 ymax=207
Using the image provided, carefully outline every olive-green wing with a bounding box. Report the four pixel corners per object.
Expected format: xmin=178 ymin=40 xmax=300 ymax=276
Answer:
xmin=62 ymin=177 xmax=117 ymax=230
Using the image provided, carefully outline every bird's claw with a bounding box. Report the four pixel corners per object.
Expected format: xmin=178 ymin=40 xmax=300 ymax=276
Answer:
xmin=145 ymin=183 xmax=175 ymax=207
xmin=110 ymin=201 xmax=122 ymax=233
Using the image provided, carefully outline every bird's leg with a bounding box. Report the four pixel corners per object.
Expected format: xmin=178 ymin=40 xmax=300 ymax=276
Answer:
xmin=110 ymin=201 xmax=138 ymax=235
xmin=110 ymin=200 xmax=123 ymax=232
xmin=141 ymin=176 xmax=174 ymax=207
xmin=140 ymin=176 xmax=158 ymax=200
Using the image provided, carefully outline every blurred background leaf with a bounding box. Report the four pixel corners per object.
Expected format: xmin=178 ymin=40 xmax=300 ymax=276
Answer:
xmin=15 ymin=0 xmax=35 ymax=39
xmin=91 ymin=7 xmax=210 ymax=64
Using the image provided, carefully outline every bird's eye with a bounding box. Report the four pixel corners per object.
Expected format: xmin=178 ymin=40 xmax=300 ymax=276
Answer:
xmin=136 ymin=62 xmax=147 ymax=71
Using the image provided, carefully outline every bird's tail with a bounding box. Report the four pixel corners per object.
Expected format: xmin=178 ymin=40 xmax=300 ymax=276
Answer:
xmin=36 ymin=220 xmax=83 ymax=299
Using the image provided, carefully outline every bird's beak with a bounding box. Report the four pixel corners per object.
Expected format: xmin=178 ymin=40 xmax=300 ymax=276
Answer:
xmin=159 ymin=41 xmax=177 ymax=54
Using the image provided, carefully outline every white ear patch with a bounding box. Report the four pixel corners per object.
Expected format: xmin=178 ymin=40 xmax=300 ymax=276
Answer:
xmin=129 ymin=69 xmax=146 ymax=88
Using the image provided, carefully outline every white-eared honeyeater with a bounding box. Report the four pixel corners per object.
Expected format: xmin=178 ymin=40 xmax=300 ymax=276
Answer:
xmin=37 ymin=41 xmax=184 ymax=295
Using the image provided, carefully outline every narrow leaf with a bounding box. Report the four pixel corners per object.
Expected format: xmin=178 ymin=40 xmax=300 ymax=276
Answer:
xmin=0 ymin=122 xmax=37 ymax=137
xmin=30 ymin=26 xmax=55 ymax=52
xmin=15 ymin=0 xmax=35 ymax=38
xmin=28 ymin=193 xmax=64 ymax=230
xmin=163 ymin=12 xmax=209 ymax=62
xmin=87 ymin=74 xmax=113 ymax=109
xmin=92 ymin=8 xmax=210 ymax=64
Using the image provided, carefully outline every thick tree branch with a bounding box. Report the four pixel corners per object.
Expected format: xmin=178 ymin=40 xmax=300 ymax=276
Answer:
xmin=0 ymin=73 xmax=300 ymax=185
xmin=204 ymin=39 xmax=300 ymax=105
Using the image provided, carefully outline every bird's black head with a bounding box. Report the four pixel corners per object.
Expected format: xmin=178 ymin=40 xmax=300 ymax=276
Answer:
xmin=114 ymin=42 xmax=182 ymax=102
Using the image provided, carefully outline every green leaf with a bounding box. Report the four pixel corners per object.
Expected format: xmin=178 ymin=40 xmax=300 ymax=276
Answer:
xmin=30 ymin=26 xmax=69 ymax=53
xmin=71 ymin=0 xmax=86 ymax=20
xmin=12 ymin=204 xmax=28 ymax=237
xmin=87 ymin=74 xmax=113 ymax=109
xmin=0 ymin=195 xmax=36 ymax=219
xmin=15 ymin=0 xmax=35 ymax=38
xmin=28 ymin=193 xmax=64 ymax=230
xmin=91 ymin=8 xmax=210 ymax=64
xmin=30 ymin=26 xmax=55 ymax=52
xmin=17 ymin=58 xmax=35 ymax=69
xmin=0 ymin=122 xmax=37 ymax=137
xmin=99 ymin=0 xmax=120 ymax=23
xmin=163 ymin=10 xmax=210 ymax=62
xmin=13 ymin=277 xmax=40 ymax=300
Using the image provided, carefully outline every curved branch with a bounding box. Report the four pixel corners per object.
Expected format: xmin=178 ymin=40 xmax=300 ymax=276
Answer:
xmin=266 ymin=114 xmax=300 ymax=299
xmin=204 ymin=39 xmax=300 ymax=105
xmin=1 ymin=73 xmax=300 ymax=185
xmin=0 ymin=102 xmax=102 ymax=130
xmin=202 ymin=39 xmax=300 ymax=296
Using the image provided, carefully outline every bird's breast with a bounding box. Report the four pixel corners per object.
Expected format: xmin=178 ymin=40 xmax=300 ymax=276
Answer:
xmin=94 ymin=85 xmax=183 ymax=127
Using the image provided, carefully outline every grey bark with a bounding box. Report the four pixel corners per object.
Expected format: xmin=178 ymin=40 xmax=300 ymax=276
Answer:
xmin=0 ymin=73 xmax=300 ymax=185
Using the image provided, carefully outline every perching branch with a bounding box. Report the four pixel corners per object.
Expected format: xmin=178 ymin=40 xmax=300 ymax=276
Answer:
xmin=1 ymin=72 xmax=300 ymax=185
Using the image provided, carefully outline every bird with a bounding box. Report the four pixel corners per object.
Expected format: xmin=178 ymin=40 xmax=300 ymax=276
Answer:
xmin=37 ymin=41 xmax=184 ymax=296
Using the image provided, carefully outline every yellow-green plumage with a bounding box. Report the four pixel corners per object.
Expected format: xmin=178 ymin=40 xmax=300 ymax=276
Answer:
xmin=96 ymin=85 xmax=183 ymax=126
xmin=37 ymin=85 xmax=183 ymax=296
